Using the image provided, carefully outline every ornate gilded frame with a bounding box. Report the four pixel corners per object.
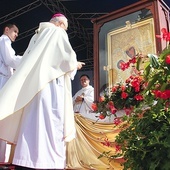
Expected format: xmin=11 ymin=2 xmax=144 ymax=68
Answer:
xmin=107 ymin=18 xmax=156 ymax=87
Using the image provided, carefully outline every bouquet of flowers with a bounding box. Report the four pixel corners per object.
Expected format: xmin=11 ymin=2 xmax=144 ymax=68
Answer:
xmin=92 ymin=75 xmax=145 ymax=120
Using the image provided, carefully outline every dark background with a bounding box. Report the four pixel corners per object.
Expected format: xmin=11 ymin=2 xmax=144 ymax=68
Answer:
xmin=0 ymin=0 xmax=169 ymax=94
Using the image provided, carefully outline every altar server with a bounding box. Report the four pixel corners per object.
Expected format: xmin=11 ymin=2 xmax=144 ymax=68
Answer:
xmin=0 ymin=23 xmax=22 ymax=162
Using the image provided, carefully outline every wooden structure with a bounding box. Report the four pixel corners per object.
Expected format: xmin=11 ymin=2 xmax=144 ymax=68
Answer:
xmin=92 ymin=0 xmax=170 ymax=100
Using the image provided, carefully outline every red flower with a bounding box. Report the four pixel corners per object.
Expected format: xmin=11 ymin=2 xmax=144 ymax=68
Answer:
xmin=125 ymin=77 xmax=131 ymax=83
xmin=153 ymin=90 xmax=170 ymax=99
xmin=156 ymin=28 xmax=170 ymax=42
xmin=152 ymin=90 xmax=162 ymax=98
xmin=121 ymin=85 xmax=126 ymax=91
xmin=161 ymin=90 xmax=170 ymax=99
xmin=91 ymin=103 xmax=98 ymax=111
xmin=160 ymin=92 xmax=169 ymax=100
xmin=134 ymin=85 xmax=140 ymax=92
xmin=99 ymin=96 xmax=105 ymax=102
xmin=101 ymin=138 xmax=111 ymax=147
xmin=124 ymin=108 xmax=132 ymax=115
xmin=134 ymin=94 xmax=144 ymax=101
xmin=99 ymin=114 xmax=106 ymax=119
xmin=161 ymin=28 xmax=170 ymax=41
xmin=112 ymin=86 xmax=118 ymax=92
xmin=107 ymin=101 xmax=117 ymax=114
xmin=165 ymin=101 xmax=170 ymax=108
xmin=113 ymin=117 xmax=122 ymax=125
xmin=121 ymin=92 xmax=128 ymax=99
xmin=165 ymin=54 xmax=170 ymax=64
xmin=115 ymin=144 xmax=121 ymax=152
xmin=131 ymin=77 xmax=142 ymax=92
xmin=108 ymin=101 xmax=114 ymax=106
xmin=109 ymin=105 xmax=117 ymax=114
xmin=161 ymin=28 xmax=167 ymax=34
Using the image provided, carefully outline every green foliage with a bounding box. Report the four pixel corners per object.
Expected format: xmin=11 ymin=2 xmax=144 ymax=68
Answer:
xmin=116 ymin=105 xmax=170 ymax=170
xmin=114 ymin=45 xmax=170 ymax=170
xmin=98 ymin=45 xmax=170 ymax=169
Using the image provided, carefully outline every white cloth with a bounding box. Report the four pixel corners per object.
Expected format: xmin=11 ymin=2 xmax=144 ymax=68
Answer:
xmin=13 ymin=78 xmax=66 ymax=169
xmin=0 ymin=22 xmax=77 ymax=169
xmin=73 ymin=85 xmax=97 ymax=120
xmin=0 ymin=34 xmax=22 ymax=162
xmin=0 ymin=35 xmax=22 ymax=78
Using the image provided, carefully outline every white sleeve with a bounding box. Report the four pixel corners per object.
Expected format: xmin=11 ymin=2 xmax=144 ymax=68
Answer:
xmin=67 ymin=68 xmax=77 ymax=80
xmin=84 ymin=88 xmax=94 ymax=110
xmin=0 ymin=38 xmax=22 ymax=69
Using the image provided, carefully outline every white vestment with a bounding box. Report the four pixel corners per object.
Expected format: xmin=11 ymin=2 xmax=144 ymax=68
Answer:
xmin=72 ymin=85 xmax=97 ymax=120
xmin=0 ymin=34 xmax=22 ymax=162
xmin=13 ymin=78 xmax=67 ymax=169
xmin=0 ymin=22 xmax=77 ymax=169
xmin=0 ymin=34 xmax=22 ymax=79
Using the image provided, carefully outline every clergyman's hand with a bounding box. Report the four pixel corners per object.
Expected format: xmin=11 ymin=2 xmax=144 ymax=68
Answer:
xmin=77 ymin=61 xmax=85 ymax=70
xmin=75 ymin=95 xmax=84 ymax=102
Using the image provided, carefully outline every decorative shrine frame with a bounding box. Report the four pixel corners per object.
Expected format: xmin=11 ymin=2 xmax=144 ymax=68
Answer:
xmin=107 ymin=18 xmax=156 ymax=87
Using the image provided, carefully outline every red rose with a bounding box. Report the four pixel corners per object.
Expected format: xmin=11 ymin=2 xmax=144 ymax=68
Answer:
xmin=121 ymin=92 xmax=128 ymax=99
xmin=108 ymin=101 xmax=114 ymax=106
xmin=134 ymin=94 xmax=144 ymax=101
xmin=91 ymin=103 xmax=98 ymax=111
xmin=99 ymin=96 xmax=105 ymax=102
xmin=153 ymin=90 xmax=161 ymax=98
xmin=109 ymin=105 xmax=117 ymax=114
xmin=112 ymin=86 xmax=117 ymax=92
xmin=99 ymin=114 xmax=105 ymax=119
xmin=121 ymin=85 xmax=126 ymax=91
xmin=165 ymin=54 xmax=170 ymax=64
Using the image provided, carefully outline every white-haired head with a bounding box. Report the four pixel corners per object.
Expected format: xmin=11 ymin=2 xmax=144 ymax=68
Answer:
xmin=50 ymin=13 xmax=68 ymax=30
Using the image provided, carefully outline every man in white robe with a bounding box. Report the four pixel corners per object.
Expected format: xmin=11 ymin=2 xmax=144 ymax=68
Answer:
xmin=0 ymin=13 xmax=84 ymax=169
xmin=72 ymin=74 xmax=96 ymax=120
xmin=0 ymin=23 xmax=22 ymax=162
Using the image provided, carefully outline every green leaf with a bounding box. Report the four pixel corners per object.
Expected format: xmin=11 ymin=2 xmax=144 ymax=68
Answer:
xmin=146 ymin=73 xmax=159 ymax=90
xmin=144 ymin=64 xmax=151 ymax=80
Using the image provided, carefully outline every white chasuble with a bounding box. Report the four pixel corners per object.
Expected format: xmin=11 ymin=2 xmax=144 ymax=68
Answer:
xmin=0 ymin=22 xmax=77 ymax=169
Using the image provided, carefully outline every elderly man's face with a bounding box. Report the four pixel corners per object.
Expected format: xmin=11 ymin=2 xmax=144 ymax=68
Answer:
xmin=60 ymin=18 xmax=68 ymax=30
xmin=80 ymin=76 xmax=90 ymax=88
